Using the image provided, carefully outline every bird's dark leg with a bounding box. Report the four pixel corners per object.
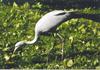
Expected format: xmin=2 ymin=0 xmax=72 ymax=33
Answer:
xmin=46 ymin=34 xmax=55 ymax=64
xmin=56 ymin=33 xmax=64 ymax=60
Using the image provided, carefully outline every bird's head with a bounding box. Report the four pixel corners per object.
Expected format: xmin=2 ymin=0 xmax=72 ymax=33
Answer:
xmin=13 ymin=41 xmax=26 ymax=53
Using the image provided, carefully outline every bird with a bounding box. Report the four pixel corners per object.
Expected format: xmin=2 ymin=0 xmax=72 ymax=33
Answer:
xmin=13 ymin=10 xmax=69 ymax=53
xmin=14 ymin=10 xmax=100 ymax=53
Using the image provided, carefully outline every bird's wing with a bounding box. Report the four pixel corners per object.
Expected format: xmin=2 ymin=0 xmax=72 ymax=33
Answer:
xmin=55 ymin=11 xmax=66 ymax=16
xmin=49 ymin=10 xmax=66 ymax=16
xmin=54 ymin=10 xmax=78 ymax=16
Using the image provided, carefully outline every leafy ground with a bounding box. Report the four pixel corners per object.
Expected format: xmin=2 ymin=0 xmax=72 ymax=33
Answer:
xmin=0 ymin=2 xmax=100 ymax=69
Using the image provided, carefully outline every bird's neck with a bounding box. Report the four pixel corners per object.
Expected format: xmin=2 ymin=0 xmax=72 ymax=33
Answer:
xmin=25 ymin=38 xmax=37 ymax=45
xmin=25 ymin=32 xmax=39 ymax=45
xmin=70 ymin=12 xmax=100 ymax=22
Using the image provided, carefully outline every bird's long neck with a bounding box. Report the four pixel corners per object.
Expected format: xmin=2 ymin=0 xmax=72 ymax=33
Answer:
xmin=25 ymin=32 xmax=39 ymax=45
xmin=70 ymin=12 xmax=100 ymax=22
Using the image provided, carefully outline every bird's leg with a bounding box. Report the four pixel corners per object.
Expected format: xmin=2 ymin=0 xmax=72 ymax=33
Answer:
xmin=47 ymin=41 xmax=54 ymax=64
xmin=56 ymin=33 xmax=64 ymax=60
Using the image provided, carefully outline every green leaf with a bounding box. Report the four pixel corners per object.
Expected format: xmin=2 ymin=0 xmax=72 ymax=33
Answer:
xmin=13 ymin=2 xmax=18 ymax=8
xmin=67 ymin=59 xmax=74 ymax=67
xmin=4 ymin=54 xmax=10 ymax=61
xmin=94 ymin=59 xmax=99 ymax=65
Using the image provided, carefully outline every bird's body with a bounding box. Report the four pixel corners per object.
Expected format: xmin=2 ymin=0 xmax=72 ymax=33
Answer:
xmin=14 ymin=10 xmax=73 ymax=51
xmin=14 ymin=10 xmax=72 ymax=52
xmin=14 ymin=10 xmax=100 ymax=53
xmin=35 ymin=10 xmax=70 ymax=33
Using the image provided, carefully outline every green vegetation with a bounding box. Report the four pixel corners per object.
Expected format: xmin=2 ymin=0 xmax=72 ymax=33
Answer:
xmin=0 ymin=1 xmax=100 ymax=69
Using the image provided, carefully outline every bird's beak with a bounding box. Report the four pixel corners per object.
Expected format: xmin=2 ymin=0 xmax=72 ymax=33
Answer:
xmin=13 ymin=46 xmax=19 ymax=53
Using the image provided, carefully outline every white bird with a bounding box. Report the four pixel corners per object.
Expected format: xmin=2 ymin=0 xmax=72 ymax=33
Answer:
xmin=14 ymin=10 xmax=99 ymax=53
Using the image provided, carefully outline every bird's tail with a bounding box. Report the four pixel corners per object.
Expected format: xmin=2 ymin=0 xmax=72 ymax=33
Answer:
xmin=69 ymin=10 xmax=100 ymax=22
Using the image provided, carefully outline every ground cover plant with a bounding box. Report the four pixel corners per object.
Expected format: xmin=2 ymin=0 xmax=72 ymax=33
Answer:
xmin=0 ymin=1 xmax=100 ymax=69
